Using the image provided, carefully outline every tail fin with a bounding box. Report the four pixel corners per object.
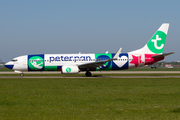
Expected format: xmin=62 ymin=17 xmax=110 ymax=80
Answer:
xmin=131 ymin=23 xmax=169 ymax=54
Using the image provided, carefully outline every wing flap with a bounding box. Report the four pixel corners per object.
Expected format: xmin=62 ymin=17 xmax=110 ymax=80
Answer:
xmin=78 ymin=61 xmax=107 ymax=69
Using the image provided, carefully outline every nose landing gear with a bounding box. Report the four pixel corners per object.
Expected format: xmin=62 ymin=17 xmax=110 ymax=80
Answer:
xmin=20 ymin=73 xmax=24 ymax=77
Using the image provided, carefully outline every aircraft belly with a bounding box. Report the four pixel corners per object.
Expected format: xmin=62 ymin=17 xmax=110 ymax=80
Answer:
xmin=13 ymin=63 xmax=27 ymax=71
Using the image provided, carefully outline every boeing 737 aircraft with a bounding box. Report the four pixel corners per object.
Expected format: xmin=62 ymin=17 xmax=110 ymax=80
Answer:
xmin=5 ymin=23 xmax=174 ymax=76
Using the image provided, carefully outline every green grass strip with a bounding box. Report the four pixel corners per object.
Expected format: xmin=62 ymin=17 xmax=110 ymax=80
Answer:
xmin=0 ymin=78 xmax=180 ymax=119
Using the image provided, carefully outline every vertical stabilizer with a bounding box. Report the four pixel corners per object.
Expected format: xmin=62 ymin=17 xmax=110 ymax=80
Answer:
xmin=130 ymin=23 xmax=169 ymax=54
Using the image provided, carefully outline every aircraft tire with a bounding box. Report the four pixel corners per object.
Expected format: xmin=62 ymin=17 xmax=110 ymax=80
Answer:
xmin=20 ymin=73 xmax=24 ymax=77
xmin=85 ymin=71 xmax=92 ymax=77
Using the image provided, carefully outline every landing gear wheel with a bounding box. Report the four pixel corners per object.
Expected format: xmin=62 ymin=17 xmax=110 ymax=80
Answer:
xmin=85 ymin=71 xmax=92 ymax=77
xmin=20 ymin=73 xmax=24 ymax=77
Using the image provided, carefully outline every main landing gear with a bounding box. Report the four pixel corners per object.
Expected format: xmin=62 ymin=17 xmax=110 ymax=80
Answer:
xmin=20 ymin=73 xmax=24 ymax=77
xmin=85 ymin=71 xmax=92 ymax=77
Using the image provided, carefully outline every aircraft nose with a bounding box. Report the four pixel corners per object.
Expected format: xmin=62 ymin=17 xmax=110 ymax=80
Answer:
xmin=4 ymin=62 xmax=14 ymax=69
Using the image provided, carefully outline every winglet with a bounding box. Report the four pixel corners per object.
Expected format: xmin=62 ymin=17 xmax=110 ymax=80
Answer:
xmin=112 ymin=48 xmax=122 ymax=60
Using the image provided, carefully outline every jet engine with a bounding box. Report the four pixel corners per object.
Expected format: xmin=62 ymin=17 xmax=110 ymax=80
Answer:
xmin=61 ymin=65 xmax=79 ymax=74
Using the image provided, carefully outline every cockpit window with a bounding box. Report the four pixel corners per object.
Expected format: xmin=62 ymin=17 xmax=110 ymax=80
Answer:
xmin=11 ymin=59 xmax=18 ymax=62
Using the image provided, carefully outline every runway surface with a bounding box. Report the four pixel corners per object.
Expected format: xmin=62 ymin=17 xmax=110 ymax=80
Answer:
xmin=1 ymin=71 xmax=180 ymax=74
xmin=0 ymin=71 xmax=180 ymax=78
xmin=0 ymin=76 xmax=180 ymax=78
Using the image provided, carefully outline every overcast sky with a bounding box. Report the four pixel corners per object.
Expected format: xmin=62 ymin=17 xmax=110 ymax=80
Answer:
xmin=1 ymin=0 xmax=180 ymax=62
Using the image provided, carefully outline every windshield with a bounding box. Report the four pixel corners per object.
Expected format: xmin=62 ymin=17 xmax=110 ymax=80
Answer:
xmin=11 ymin=59 xmax=18 ymax=62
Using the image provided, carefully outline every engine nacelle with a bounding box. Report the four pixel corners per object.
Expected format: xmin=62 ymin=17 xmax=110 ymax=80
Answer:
xmin=61 ymin=65 xmax=79 ymax=74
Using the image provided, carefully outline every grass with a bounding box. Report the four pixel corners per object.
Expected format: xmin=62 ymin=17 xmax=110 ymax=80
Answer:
xmin=0 ymin=78 xmax=180 ymax=119
xmin=0 ymin=68 xmax=13 ymax=71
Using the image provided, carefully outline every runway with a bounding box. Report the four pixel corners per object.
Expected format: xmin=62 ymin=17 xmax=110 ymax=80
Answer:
xmin=0 ymin=76 xmax=180 ymax=78
xmin=0 ymin=71 xmax=180 ymax=78
xmin=1 ymin=71 xmax=180 ymax=74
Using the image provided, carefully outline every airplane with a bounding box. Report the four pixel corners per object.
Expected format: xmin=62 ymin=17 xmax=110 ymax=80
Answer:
xmin=5 ymin=23 xmax=174 ymax=77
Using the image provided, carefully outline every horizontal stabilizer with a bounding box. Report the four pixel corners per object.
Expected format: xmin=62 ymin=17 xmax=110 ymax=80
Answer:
xmin=152 ymin=52 xmax=175 ymax=58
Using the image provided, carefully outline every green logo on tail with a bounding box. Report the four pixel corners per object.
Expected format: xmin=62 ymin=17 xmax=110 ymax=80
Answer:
xmin=147 ymin=31 xmax=167 ymax=54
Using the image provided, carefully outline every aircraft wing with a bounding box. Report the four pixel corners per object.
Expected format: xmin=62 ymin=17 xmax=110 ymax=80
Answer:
xmin=152 ymin=52 xmax=175 ymax=58
xmin=78 ymin=48 xmax=122 ymax=69
xmin=78 ymin=60 xmax=108 ymax=69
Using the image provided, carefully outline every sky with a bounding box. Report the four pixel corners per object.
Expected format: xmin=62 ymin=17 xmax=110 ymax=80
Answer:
xmin=1 ymin=0 xmax=180 ymax=62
